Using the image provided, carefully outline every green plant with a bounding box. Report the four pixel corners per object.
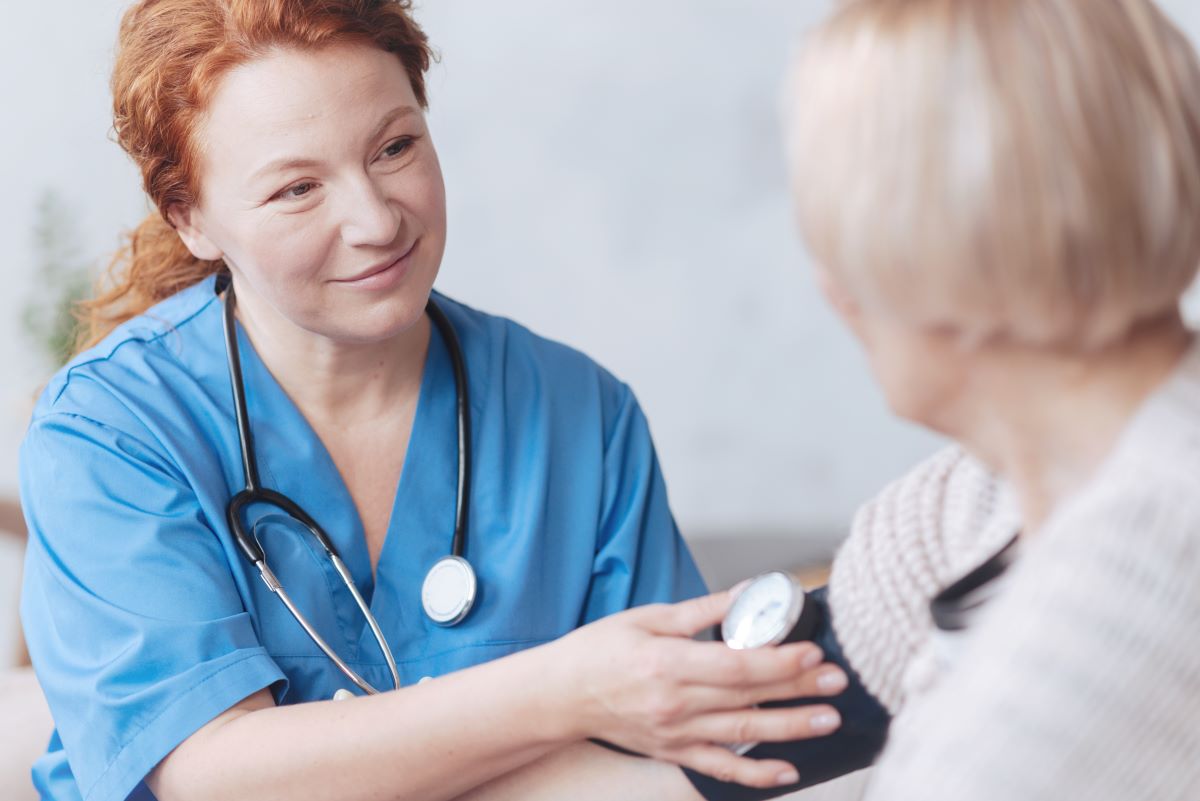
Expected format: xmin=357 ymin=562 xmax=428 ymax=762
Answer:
xmin=22 ymin=190 xmax=93 ymax=369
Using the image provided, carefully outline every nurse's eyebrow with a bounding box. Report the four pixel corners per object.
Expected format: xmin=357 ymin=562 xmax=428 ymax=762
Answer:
xmin=366 ymin=104 xmax=419 ymax=144
xmin=249 ymin=105 xmax=420 ymax=181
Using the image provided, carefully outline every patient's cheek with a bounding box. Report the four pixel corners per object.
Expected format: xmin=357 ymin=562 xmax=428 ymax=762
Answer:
xmin=861 ymin=324 xmax=968 ymax=430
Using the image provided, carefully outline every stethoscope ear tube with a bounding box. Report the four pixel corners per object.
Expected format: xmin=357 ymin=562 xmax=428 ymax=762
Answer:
xmin=226 ymin=490 xmax=265 ymax=564
xmin=222 ymin=287 xmax=261 ymax=493
xmin=425 ymin=300 xmax=472 ymax=561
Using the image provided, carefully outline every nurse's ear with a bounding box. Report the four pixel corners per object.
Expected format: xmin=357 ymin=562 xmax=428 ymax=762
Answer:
xmin=166 ymin=203 xmax=224 ymax=262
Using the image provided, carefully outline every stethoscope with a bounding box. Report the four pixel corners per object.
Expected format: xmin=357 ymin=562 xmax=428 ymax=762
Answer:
xmin=221 ymin=283 xmax=477 ymax=695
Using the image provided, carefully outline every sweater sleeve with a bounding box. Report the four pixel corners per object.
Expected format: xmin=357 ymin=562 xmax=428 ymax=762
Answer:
xmin=827 ymin=447 xmax=1017 ymax=713
xmin=862 ymin=477 xmax=1200 ymax=801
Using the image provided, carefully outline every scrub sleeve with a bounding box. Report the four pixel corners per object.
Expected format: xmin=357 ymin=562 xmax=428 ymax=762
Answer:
xmin=581 ymin=382 xmax=708 ymax=622
xmin=16 ymin=286 xmax=710 ymax=801
xmin=20 ymin=410 xmax=286 ymax=801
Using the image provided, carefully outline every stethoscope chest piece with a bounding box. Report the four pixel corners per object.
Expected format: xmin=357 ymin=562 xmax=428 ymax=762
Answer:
xmin=422 ymin=555 xmax=477 ymax=626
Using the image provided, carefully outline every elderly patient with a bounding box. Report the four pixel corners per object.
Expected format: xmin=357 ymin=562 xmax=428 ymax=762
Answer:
xmin=783 ymin=0 xmax=1200 ymax=798
xmin=455 ymin=1 xmax=1200 ymax=799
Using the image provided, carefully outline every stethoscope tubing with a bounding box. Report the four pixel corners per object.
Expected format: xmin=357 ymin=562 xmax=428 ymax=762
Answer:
xmin=424 ymin=299 xmax=472 ymax=559
xmin=220 ymin=282 xmax=474 ymax=693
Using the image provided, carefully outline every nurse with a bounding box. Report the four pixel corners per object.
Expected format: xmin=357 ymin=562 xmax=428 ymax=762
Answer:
xmin=17 ymin=1 xmax=847 ymax=800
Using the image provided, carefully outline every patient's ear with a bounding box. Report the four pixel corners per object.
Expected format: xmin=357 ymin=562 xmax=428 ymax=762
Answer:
xmin=166 ymin=204 xmax=224 ymax=262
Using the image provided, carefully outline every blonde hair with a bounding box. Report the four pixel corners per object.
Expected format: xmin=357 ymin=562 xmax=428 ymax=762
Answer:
xmin=787 ymin=0 xmax=1200 ymax=347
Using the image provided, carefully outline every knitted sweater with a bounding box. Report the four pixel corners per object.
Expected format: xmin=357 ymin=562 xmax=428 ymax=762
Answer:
xmin=827 ymin=340 xmax=1200 ymax=801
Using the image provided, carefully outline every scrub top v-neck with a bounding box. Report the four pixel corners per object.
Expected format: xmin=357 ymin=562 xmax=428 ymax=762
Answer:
xmin=19 ymin=275 xmax=707 ymax=801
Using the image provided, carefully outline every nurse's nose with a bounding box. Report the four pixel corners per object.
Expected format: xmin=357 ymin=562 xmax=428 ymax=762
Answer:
xmin=339 ymin=174 xmax=402 ymax=248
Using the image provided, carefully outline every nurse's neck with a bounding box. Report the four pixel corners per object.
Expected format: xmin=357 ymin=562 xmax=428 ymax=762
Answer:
xmin=229 ymin=283 xmax=431 ymax=428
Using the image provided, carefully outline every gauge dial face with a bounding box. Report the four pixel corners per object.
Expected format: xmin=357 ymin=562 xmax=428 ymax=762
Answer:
xmin=722 ymin=571 xmax=803 ymax=649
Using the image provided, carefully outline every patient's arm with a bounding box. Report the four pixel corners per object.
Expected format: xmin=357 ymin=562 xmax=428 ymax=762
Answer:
xmin=682 ymin=587 xmax=890 ymax=801
xmin=457 ymin=586 xmax=890 ymax=801
xmin=464 ymin=448 xmax=999 ymax=801
xmin=451 ymin=741 xmax=702 ymax=801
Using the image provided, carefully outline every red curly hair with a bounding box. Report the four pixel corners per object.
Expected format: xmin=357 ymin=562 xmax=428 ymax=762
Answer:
xmin=76 ymin=0 xmax=434 ymax=353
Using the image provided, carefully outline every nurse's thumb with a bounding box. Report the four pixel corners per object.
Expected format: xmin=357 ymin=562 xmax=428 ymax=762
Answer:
xmin=645 ymin=590 xmax=734 ymax=637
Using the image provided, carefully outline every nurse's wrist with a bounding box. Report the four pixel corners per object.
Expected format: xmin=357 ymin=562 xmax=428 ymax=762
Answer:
xmin=524 ymin=636 xmax=594 ymax=743
xmin=487 ymin=639 xmax=581 ymax=747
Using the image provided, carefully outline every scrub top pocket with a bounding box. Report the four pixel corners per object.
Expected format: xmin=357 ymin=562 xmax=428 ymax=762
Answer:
xmin=245 ymin=515 xmax=377 ymax=666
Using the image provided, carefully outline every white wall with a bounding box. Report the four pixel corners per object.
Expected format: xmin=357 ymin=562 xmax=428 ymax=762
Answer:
xmin=2 ymin=1 xmax=1199 ymax=554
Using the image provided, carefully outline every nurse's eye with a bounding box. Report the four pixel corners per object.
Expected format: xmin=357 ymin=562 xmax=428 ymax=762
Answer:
xmin=273 ymin=181 xmax=319 ymax=202
xmin=379 ymin=136 xmax=418 ymax=161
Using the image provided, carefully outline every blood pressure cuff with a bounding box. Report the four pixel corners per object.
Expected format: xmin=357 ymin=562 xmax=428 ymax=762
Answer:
xmin=683 ymin=586 xmax=891 ymax=800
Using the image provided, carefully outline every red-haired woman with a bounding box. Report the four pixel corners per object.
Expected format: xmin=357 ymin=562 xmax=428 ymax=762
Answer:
xmin=17 ymin=2 xmax=847 ymax=800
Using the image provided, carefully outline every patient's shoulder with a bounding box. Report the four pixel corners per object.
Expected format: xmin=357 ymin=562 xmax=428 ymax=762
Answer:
xmin=836 ymin=447 xmax=1017 ymax=588
xmin=1049 ymin=352 xmax=1200 ymax=571
xmin=827 ymin=447 xmax=1018 ymax=712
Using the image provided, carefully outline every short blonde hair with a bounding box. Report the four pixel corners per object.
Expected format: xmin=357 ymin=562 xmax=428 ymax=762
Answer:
xmin=787 ymin=0 xmax=1200 ymax=347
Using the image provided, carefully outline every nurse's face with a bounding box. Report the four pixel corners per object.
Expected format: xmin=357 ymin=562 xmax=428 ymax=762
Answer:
xmin=170 ymin=42 xmax=447 ymax=344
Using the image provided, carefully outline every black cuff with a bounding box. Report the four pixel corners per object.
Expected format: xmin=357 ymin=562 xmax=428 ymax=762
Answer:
xmin=683 ymin=586 xmax=891 ymax=800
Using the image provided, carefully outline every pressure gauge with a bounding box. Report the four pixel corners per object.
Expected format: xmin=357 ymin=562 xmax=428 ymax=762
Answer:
xmin=722 ymin=571 xmax=817 ymax=650
xmin=720 ymin=571 xmax=820 ymax=756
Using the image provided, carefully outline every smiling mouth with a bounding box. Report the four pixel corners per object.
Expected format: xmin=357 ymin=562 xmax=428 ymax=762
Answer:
xmin=336 ymin=241 xmax=417 ymax=283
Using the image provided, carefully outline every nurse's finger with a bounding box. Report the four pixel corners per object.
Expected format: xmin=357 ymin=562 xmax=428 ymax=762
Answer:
xmin=635 ymin=590 xmax=735 ymax=637
xmin=667 ymin=743 xmax=801 ymax=790
xmin=666 ymin=640 xmax=826 ymax=687
xmin=676 ymin=704 xmax=842 ymax=746
xmin=680 ymin=664 xmax=849 ymax=714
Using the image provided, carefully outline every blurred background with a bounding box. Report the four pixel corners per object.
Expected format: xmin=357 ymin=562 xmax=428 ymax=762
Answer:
xmin=4 ymin=2 xmax=1200 ymax=797
xmin=3 ymin=0 xmax=1200 ymax=667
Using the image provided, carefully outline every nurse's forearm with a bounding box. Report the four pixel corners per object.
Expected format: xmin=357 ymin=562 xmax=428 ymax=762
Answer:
xmin=150 ymin=645 xmax=578 ymax=801
xmin=451 ymin=741 xmax=704 ymax=801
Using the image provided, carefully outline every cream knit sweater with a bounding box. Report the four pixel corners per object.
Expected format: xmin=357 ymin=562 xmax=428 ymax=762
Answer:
xmin=827 ymin=341 xmax=1200 ymax=801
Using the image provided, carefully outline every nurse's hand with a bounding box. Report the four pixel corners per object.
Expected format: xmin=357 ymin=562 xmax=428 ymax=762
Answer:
xmin=544 ymin=589 xmax=847 ymax=789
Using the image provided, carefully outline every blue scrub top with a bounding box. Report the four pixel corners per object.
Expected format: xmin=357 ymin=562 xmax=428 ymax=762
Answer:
xmin=19 ymin=276 xmax=707 ymax=801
